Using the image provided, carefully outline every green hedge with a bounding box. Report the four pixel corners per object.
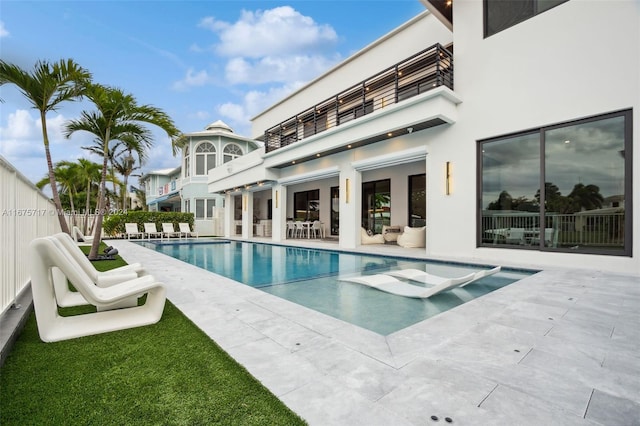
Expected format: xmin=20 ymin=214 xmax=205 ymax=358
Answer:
xmin=103 ymin=211 xmax=194 ymax=236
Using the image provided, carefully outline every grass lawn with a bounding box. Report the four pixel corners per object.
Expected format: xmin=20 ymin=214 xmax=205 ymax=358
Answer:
xmin=0 ymin=244 xmax=306 ymax=425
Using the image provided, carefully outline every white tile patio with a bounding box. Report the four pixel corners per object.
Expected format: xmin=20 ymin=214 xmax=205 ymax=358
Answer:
xmin=107 ymin=238 xmax=640 ymax=426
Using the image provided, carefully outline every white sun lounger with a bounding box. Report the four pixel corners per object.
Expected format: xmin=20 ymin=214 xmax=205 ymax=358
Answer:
xmin=72 ymin=226 xmax=94 ymax=245
xmin=385 ymin=266 xmax=501 ymax=287
xmin=339 ymin=266 xmax=501 ymax=299
xmin=29 ymin=236 xmax=166 ymax=342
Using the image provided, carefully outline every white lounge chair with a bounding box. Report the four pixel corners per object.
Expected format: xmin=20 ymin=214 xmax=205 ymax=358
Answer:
xmin=72 ymin=226 xmax=94 ymax=245
xmin=29 ymin=236 xmax=166 ymax=342
xmin=125 ymin=223 xmax=144 ymax=240
xmin=162 ymin=223 xmax=181 ymax=239
xmin=50 ymin=234 xmax=144 ymax=309
xmin=385 ymin=266 xmax=501 ymax=287
xmin=144 ymin=223 xmax=163 ymax=240
xmin=178 ymin=222 xmax=198 ymax=238
xmin=339 ymin=266 xmax=501 ymax=299
xmin=339 ymin=274 xmax=466 ymax=299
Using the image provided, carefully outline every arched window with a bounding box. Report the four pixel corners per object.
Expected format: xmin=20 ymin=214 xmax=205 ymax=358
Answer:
xmin=195 ymin=142 xmax=216 ymax=175
xmin=183 ymin=145 xmax=190 ymax=178
xmin=223 ymin=144 xmax=242 ymax=163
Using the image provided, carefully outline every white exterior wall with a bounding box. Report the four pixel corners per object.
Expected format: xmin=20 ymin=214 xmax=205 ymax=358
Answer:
xmin=425 ymin=0 xmax=639 ymax=273
xmin=251 ymin=11 xmax=453 ymax=138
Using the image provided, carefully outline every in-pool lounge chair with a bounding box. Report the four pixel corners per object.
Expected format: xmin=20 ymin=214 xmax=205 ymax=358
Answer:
xmin=385 ymin=266 xmax=501 ymax=287
xmin=30 ymin=236 xmax=166 ymax=342
xmin=339 ymin=266 xmax=501 ymax=299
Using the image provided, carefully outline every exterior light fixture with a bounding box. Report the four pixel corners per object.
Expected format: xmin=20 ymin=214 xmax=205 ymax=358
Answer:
xmin=445 ymin=161 xmax=452 ymax=195
xmin=345 ymin=178 xmax=351 ymax=203
xmin=242 ymin=195 xmax=247 ymax=211
xmin=347 ymin=144 xmax=352 ymax=148
xmin=316 ymin=153 xmax=320 ymax=157
xmin=275 ymin=190 xmax=279 ymax=208
xmin=387 ymin=132 xmax=393 ymax=137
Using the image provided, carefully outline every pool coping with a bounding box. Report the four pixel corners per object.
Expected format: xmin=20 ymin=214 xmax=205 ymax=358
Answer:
xmin=109 ymin=238 xmax=640 ymax=426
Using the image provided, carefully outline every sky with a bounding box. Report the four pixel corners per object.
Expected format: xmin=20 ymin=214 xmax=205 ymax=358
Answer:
xmin=0 ymin=0 xmax=426 ymax=188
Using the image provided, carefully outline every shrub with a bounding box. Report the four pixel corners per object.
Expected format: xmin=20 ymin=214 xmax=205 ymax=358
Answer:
xmin=103 ymin=211 xmax=195 ymax=236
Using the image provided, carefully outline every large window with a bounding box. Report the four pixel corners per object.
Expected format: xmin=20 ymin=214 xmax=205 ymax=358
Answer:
xmin=195 ymin=142 xmax=216 ymax=176
xmin=195 ymin=198 xmax=216 ymax=219
xmin=293 ymin=189 xmax=319 ymax=221
xmin=362 ymin=179 xmax=391 ymax=233
xmin=479 ymin=110 xmax=631 ymax=256
xmin=409 ymin=174 xmax=426 ymax=227
xmin=183 ymin=146 xmax=190 ymax=178
xmin=223 ymin=144 xmax=242 ymax=163
xmin=484 ymin=0 xmax=568 ymax=37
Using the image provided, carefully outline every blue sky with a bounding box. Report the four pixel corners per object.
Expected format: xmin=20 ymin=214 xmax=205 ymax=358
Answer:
xmin=0 ymin=0 xmax=426 ymax=187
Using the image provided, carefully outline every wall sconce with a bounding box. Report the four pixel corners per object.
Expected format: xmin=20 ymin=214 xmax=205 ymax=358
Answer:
xmin=242 ymin=195 xmax=247 ymax=211
xmin=345 ymin=178 xmax=351 ymax=203
xmin=445 ymin=161 xmax=452 ymax=195
xmin=275 ymin=190 xmax=279 ymax=208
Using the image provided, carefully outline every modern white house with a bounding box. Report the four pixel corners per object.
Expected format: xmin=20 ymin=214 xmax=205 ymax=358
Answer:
xmin=207 ymin=0 xmax=638 ymax=275
xmin=140 ymin=120 xmax=261 ymax=235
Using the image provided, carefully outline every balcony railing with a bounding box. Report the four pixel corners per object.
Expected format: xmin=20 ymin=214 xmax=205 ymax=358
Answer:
xmin=264 ymin=43 xmax=453 ymax=153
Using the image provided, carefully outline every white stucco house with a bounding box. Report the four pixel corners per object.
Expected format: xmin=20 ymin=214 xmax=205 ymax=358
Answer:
xmin=208 ymin=0 xmax=638 ymax=275
xmin=140 ymin=120 xmax=261 ymax=235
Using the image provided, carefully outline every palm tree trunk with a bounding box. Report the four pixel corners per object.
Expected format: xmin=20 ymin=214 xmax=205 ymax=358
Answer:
xmin=40 ymin=111 xmax=70 ymax=234
xmin=83 ymin=179 xmax=91 ymax=234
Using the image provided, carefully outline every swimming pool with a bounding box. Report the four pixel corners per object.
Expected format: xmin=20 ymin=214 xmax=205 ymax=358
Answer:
xmin=137 ymin=240 xmax=532 ymax=335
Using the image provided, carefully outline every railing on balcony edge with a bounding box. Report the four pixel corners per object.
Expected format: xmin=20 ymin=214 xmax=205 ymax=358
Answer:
xmin=264 ymin=43 xmax=453 ymax=153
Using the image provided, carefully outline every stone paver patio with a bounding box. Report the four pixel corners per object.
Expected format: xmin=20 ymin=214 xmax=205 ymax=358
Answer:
xmin=107 ymin=238 xmax=640 ymax=426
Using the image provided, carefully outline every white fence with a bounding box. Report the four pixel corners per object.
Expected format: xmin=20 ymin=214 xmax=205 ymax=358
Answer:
xmin=0 ymin=156 xmax=60 ymax=315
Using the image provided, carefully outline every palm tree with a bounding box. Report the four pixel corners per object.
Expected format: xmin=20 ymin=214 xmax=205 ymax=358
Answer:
xmin=0 ymin=59 xmax=91 ymax=234
xmin=569 ymin=183 xmax=604 ymax=212
xmin=64 ymin=84 xmax=179 ymax=259
xmin=75 ymin=158 xmax=102 ymax=234
xmin=35 ymin=160 xmax=79 ymax=213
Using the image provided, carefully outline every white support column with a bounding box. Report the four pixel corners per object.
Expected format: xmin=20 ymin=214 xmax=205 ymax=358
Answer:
xmin=224 ymin=192 xmax=233 ymax=238
xmin=241 ymin=191 xmax=254 ymax=239
xmin=339 ymin=168 xmax=361 ymax=249
xmin=271 ymin=184 xmax=286 ymax=242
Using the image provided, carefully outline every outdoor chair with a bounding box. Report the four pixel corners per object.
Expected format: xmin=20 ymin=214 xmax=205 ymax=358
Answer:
xmin=50 ymin=233 xmax=144 ymax=309
xmin=144 ymin=223 xmax=163 ymax=240
xmin=72 ymin=226 xmax=94 ymax=245
xmin=310 ymin=220 xmax=324 ymax=239
xmin=286 ymin=221 xmax=296 ymax=238
xmin=29 ymin=236 xmax=166 ymax=342
xmin=397 ymin=226 xmax=426 ymax=248
xmin=361 ymin=227 xmax=384 ymax=245
xmin=125 ymin=223 xmax=144 ymax=239
xmin=178 ymin=222 xmax=198 ymax=238
xmin=294 ymin=221 xmax=307 ymax=238
xmin=162 ymin=223 xmax=181 ymax=239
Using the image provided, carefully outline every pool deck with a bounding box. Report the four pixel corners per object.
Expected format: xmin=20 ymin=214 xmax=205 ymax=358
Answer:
xmin=108 ymin=238 xmax=640 ymax=426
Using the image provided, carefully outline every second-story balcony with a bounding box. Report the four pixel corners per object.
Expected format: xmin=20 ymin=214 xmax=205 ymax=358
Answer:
xmin=264 ymin=43 xmax=454 ymax=153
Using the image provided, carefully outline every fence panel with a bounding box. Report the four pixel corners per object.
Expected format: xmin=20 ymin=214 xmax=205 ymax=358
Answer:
xmin=0 ymin=156 xmax=60 ymax=315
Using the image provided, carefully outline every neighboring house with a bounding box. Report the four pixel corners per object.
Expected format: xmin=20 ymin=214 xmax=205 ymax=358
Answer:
xmin=207 ymin=0 xmax=638 ymax=275
xmin=140 ymin=120 xmax=261 ymax=236
xmin=140 ymin=167 xmax=182 ymax=212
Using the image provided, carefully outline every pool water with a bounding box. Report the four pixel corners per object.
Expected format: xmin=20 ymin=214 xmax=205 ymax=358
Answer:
xmin=137 ymin=240 xmax=532 ymax=335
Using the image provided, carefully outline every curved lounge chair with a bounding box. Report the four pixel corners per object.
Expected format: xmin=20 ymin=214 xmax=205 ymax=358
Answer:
xmin=144 ymin=223 xmax=163 ymax=240
xmin=72 ymin=226 xmax=94 ymax=245
xmin=29 ymin=236 xmax=166 ymax=342
xmin=339 ymin=266 xmax=501 ymax=299
xmin=178 ymin=222 xmax=198 ymax=238
xmin=384 ymin=266 xmax=501 ymax=287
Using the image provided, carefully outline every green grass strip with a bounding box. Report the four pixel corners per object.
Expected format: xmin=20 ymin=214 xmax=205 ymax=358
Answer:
xmin=0 ymin=244 xmax=306 ymax=425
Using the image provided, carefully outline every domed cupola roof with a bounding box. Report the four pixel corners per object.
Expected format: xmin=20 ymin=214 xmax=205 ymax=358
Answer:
xmin=205 ymin=120 xmax=234 ymax=133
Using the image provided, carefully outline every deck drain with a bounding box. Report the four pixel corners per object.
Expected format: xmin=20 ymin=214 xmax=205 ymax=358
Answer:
xmin=445 ymin=417 xmax=453 ymax=423
xmin=514 ymin=349 xmax=520 ymax=352
xmin=431 ymin=415 xmax=439 ymax=421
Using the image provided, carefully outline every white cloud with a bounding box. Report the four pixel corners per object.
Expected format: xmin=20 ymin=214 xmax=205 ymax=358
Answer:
xmin=205 ymin=7 xmax=337 ymax=58
xmin=0 ymin=21 xmax=8 ymax=38
xmin=217 ymin=82 xmax=306 ymax=136
xmin=171 ymin=68 xmax=215 ymax=91
xmin=225 ymin=54 xmax=339 ymax=85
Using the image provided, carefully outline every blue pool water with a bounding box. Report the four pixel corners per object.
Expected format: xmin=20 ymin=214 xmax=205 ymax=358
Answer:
xmin=137 ymin=239 xmax=532 ymax=335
